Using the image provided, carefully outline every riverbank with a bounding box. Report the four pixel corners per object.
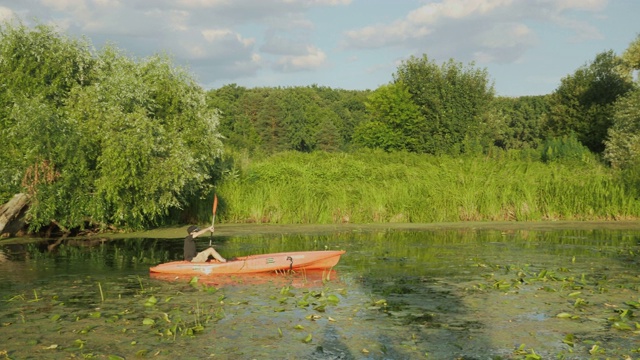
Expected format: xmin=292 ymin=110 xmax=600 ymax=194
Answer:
xmin=3 ymin=220 xmax=640 ymax=245
xmin=125 ymin=220 xmax=640 ymax=239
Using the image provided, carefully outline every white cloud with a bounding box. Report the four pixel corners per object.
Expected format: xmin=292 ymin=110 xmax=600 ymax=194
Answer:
xmin=342 ymin=0 xmax=605 ymax=66
xmin=195 ymin=52 xmax=263 ymax=85
xmin=408 ymin=0 xmax=513 ymax=24
xmin=536 ymin=0 xmax=607 ymax=41
xmin=274 ymin=45 xmax=327 ymax=72
xmin=343 ymin=23 xmax=403 ymax=49
xmin=261 ymin=27 xmax=314 ymax=56
xmin=176 ymin=0 xmax=229 ymax=7
xmin=49 ymin=17 xmax=73 ymax=32
xmin=177 ymin=28 xmax=256 ymax=63
xmin=477 ymin=22 xmax=533 ymax=49
xmin=0 ymin=0 xmax=624 ymax=94
xmin=201 ymin=28 xmax=233 ymax=42
xmin=0 ymin=6 xmax=15 ymax=21
xmin=3 ymin=0 xmax=350 ymax=86
xmin=552 ymin=0 xmax=608 ymax=12
xmin=345 ymin=0 xmax=528 ymax=50
xmin=41 ymin=0 xmax=86 ymax=12
xmin=166 ymin=10 xmax=190 ymax=32
xmin=551 ymin=15 xmax=603 ymax=42
xmin=201 ymin=28 xmax=254 ymax=47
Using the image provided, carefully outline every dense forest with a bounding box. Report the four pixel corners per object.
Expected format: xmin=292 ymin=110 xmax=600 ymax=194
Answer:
xmin=1 ymin=21 xmax=639 ymax=234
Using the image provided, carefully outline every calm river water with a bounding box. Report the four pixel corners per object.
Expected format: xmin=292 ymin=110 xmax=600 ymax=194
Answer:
xmin=1 ymin=223 xmax=640 ymax=359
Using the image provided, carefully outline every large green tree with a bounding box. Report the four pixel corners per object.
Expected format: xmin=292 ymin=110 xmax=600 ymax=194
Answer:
xmin=0 ymin=22 xmax=222 ymax=231
xmin=393 ymin=55 xmax=495 ymax=155
xmin=207 ymin=85 xmax=363 ymax=154
xmin=354 ymin=82 xmax=423 ymax=151
xmin=0 ymin=22 xmax=95 ymax=229
xmin=490 ymin=95 xmax=549 ymax=150
xmin=281 ymin=88 xmax=316 ymax=152
xmin=206 ymin=84 xmax=256 ymax=150
xmin=543 ymin=50 xmax=634 ymax=153
xmin=328 ymin=89 xmax=369 ymax=148
xmin=605 ymin=34 xmax=640 ymax=170
xmin=603 ymin=90 xmax=640 ymax=169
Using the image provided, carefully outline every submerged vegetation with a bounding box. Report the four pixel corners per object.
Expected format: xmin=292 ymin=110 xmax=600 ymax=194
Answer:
xmin=0 ymin=272 xmax=347 ymax=359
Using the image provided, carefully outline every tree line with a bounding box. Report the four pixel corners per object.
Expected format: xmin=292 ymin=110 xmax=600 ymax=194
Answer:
xmin=210 ymin=47 xmax=639 ymax=161
xmin=1 ymin=20 xmax=639 ymax=233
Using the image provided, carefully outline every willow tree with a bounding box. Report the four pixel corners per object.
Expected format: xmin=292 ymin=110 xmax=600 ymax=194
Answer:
xmin=0 ymin=21 xmax=95 ymax=229
xmin=0 ymin=22 xmax=222 ymax=231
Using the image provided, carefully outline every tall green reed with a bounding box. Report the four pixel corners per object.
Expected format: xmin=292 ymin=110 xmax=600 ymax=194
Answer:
xmin=207 ymin=149 xmax=640 ymax=224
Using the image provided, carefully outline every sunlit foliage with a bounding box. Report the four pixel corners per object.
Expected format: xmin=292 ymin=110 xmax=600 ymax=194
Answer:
xmin=543 ymin=50 xmax=634 ymax=153
xmin=217 ymin=150 xmax=639 ymax=224
xmin=393 ymin=55 xmax=495 ymax=155
xmin=0 ymin=21 xmax=222 ymax=231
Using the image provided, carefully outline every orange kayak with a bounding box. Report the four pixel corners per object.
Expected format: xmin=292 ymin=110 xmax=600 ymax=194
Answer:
xmin=149 ymin=250 xmax=345 ymax=275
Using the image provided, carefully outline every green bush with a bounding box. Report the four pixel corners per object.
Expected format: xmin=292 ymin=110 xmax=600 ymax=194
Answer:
xmin=540 ymin=135 xmax=595 ymax=164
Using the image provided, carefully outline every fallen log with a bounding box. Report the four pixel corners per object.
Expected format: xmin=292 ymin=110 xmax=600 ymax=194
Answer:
xmin=0 ymin=193 xmax=29 ymax=237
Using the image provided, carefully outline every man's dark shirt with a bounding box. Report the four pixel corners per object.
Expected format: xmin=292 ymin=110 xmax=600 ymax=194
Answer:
xmin=184 ymin=234 xmax=197 ymax=261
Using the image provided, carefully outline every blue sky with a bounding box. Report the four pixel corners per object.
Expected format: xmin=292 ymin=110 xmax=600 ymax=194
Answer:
xmin=0 ymin=0 xmax=637 ymax=97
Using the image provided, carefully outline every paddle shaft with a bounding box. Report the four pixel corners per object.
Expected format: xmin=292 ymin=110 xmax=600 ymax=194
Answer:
xmin=209 ymin=194 xmax=218 ymax=246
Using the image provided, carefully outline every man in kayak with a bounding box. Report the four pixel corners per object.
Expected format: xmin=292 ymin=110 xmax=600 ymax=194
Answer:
xmin=184 ymin=225 xmax=227 ymax=262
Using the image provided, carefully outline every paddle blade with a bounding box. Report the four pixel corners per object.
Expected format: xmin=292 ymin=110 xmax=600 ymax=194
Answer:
xmin=213 ymin=194 xmax=218 ymax=216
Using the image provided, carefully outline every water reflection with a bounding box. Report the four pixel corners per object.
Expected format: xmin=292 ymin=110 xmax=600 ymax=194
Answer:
xmin=0 ymin=227 xmax=639 ymax=359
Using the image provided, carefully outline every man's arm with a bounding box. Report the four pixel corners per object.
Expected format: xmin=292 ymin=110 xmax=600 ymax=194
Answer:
xmin=192 ymin=226 xmax=214 ymax=238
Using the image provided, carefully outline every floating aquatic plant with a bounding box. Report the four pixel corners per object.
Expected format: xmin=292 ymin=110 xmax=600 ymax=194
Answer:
xmin=302 ymin=333 xmax=312 ymax=343
xmin=144 ymin=295 xmax=158 ymax=307
xmin=513 ymin=344 xmax=541 ymax=360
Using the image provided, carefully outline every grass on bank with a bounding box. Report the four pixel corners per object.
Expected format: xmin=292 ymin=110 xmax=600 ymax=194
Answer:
xmin=203 ymin=149 xmax=640 ymax=225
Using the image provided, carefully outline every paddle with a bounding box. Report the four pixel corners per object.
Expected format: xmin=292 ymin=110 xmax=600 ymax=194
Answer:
xmin=209 ymin=193 xmax=218 ymax=247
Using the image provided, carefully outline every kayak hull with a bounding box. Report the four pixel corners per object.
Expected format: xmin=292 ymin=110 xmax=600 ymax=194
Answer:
xmin=150 ymin=269 xmax=340 ymax=288
xmin=149 ymin=250 xmax=345 ymax=275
